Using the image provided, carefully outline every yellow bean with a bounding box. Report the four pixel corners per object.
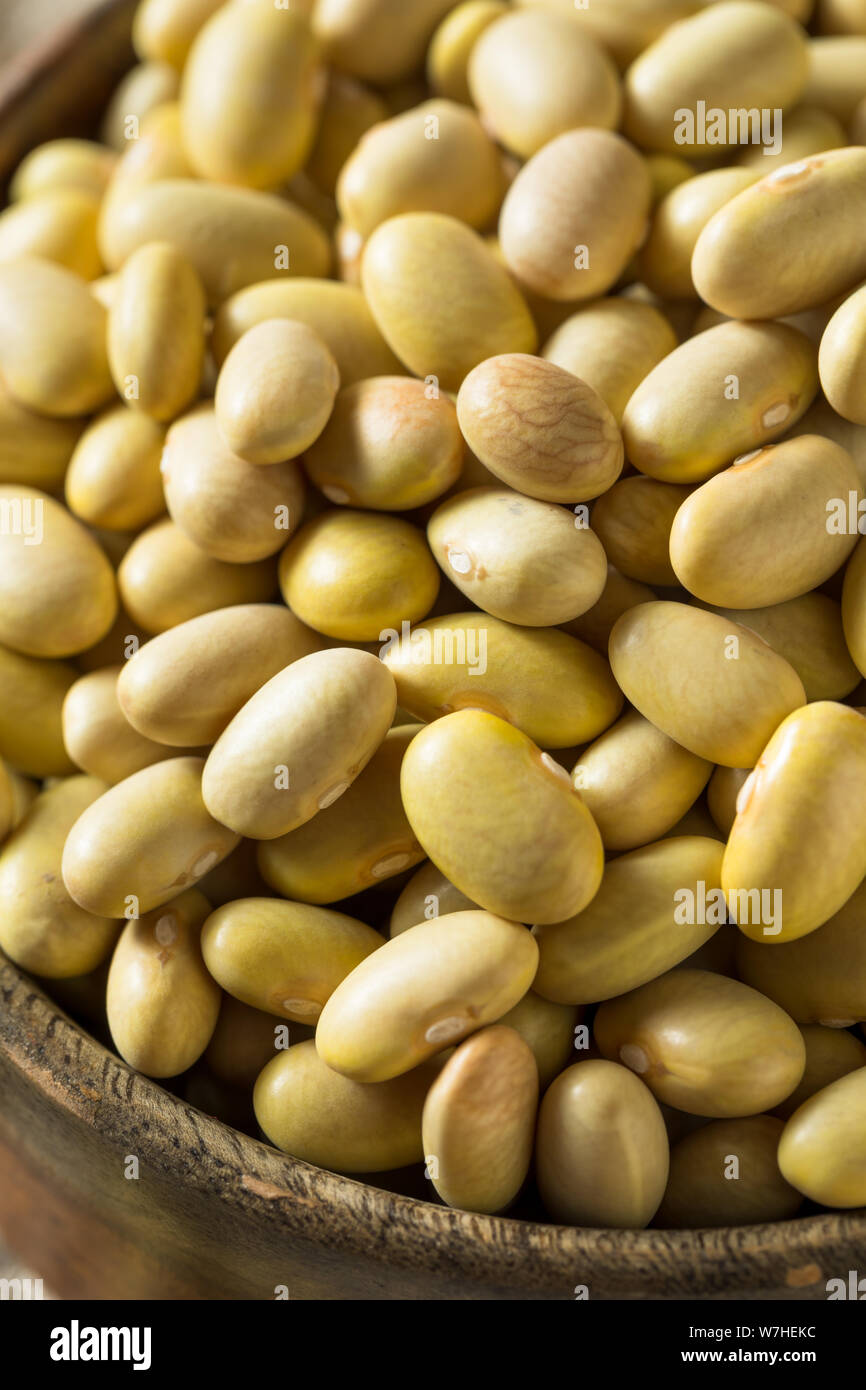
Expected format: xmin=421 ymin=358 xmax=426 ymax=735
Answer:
xmin=313 ymin=0 xmax=456 ymax=85
xmin=256 ymin=724 xmax=426 ymax=902
xmin=10 ymin=139 xmax=117 ymax=202
xmin=735 ymin=104 xmax=844 ymax=172
xmin=0 ymin=258 xmax=114 ymax=417
xmin=595 ymin=969 xmax=806 ymax=1117
xmin=468 ymin=9 xmax=621 ymax=158
xmin=361 ymin=213 xmax=536 ymax=390
xmin=100 ymin=179 xmax=330 ymax=304
xmin=62 ymin=666 xmax=183 ymax=783
xmin=305 ymin=73 xmax=387 ymax=196
xmin=692 ymin=148 xmax=866 ymax=319
xmin=204 ymin=995 xmax=294 ymax=1091
xmin=382 ymin=611 xmax=622 ymax=749
xmin=211 ymin=279 xmax=402 ymax=384
xmin=815 ymin=0 xmax=866 ymax=34
xmin=201 ymin=896 xmax=384 ymax=1023
xmin=337 ymin=99 xmax=503 ymax=237
xmin=0 ymin=760 xmax=14 ymax=844
xmin=0 ymin=776 xmax=117 ymax=978
xmin=778 ymin=1068 xmax=866 ymax=1206
xmin=100 ymin=103 xmax=192 ymax=230
xmin=389 ymin=861 xmax=478 ymax=937
xmin=622 ymin=320 xmax=818 ymax=483
xmin=670 ymin=435 xmax=861 ymax=606
xmin=592 ymin=476 xmax=690 ymax=586
xmin=534 ymin=836 xmax=724 ymax=1004
xmin=133 ymin=0 xmax=225 ymax=67
xmin=100 ymin=61 xmax=180 ymax=150
xmin=201 ymin=647 xmax=395 ymax=839
xmin=456 ymin=353 xmax=623 ymax=503
xmin=427 ymin=488 xmax=607 ymax=627
xmin=623 ymin=1 xmax=808 ymax=154
xmin=723 ymin=702 xmax=866 ymax=943
xmin=499 ymin=129 xmax=651 ymax=301
xmin=117 ymin=603 xmax=322 ymax=747
xmin=571 ymin=712 xmax=713 ymax=850
xmin=541 ymin=298 xmax=677 ymax=425
xmin=707 ymin=765 xmax=751 ymax=837
xmin=654 ymin=1116 xmax=802 ymax=1228
xmin=0 ymin=374 xmax=83 ymax=492
xmin=106 ymin=888 xmax=220 ymax=1077
xmin=305 ymin=376 xmax=462 ymax=511
xmin=0 ymin=190 xmax=102 ymax=280
xmin=638 ymin=169 xmax=759 ymax=300
xmin=697 ymin=593 xmax=860 ymax=702
xmin=107 ymin=241 xmax=205 ymax=423
xmin=118 ymin=518 xmax=278 ymax=634
xmin=400 ymin=709 xmax=604 ymax=924
xmin=842 ymin=535 xmax=866 ymax=677
xmin=62 ymin=755 xmax=240 ymax=918
xmin=316 ymin=909 xmax=538 ymax=1081
xmin=161 ymin=405 xmax=305 ymax=563
xmin=0 ymin=645 xmax=76 ymax=778
xmin=65 ymin=405 xmax=166 ymax=532
xmin=609 ymin=601 xmax=806 ymax=766
xmin=279 ymin=509 xmax=439 ymax=640
xmin=427 ymin=1 xmax=508 ymax=104
xmin=497 ymin=991 xmax=581 ymax=1090
xmin=818 ymin=282 xmax=866 ymax=425
xmin=735 ymin=878 xmax=866 ymax=1025
xmin=0 ymin=486 xmax=117 ymax=658
xmin=214 ymin=319 xmax=339 ymax=466
xmin=772 ymin=1024 xmax=866 ymax=1119
xmin=788 ymin=393 xmax=866 ymax=488
xmin=518 ymin=0 xmax=700 ymax=70
xmin=421 ymin=1025 xmax=538 ymax=1212
xmin=254 ymin=1040 xmax=437 ymax=1171
xmin=561 ymin=565 xmax=656 ymax=653
xmin=536 ymin=1059 xmax=670 ymax=1227
xmin=802 ymin=35 xmax=866 ymax=121
xmin=180 ymin=1 xmax=323 ymax=189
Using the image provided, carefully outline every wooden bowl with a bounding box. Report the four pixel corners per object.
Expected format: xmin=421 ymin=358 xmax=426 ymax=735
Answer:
xmin=1 ymin=0 xmax=864 ymax=1301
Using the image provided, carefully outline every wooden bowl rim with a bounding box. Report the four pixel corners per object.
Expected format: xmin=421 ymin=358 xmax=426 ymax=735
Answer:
xmin=4 ymin=955 xmax=865 ymax=1297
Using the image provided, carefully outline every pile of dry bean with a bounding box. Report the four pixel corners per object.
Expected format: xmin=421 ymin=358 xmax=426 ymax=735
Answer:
xmin=1 ymin=0 xmax=866 ymax=1230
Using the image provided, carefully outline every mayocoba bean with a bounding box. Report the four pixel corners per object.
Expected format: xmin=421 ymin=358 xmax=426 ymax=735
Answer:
xmin=608 ymin=601 xmax=806 ymax=767
xmin=316 ymin=909 xmax=538 ymax=1081
xmin=421 ymin=1024 xmax=539 ymax=1213
xmin=533 ymin=835 xmax=724 ymax=1004
xmin=722 ymin=702 xmax=866 ymax=943
xmin=400 ymin=709 xmax=604 ymax=924
xmin=201 ymin=896 xmax=384 ymax=1023
xmin=654 ymin=1116 xmax=803 ymax=1228
xmin=535 ymin=1059 xmax=670 ymax=1228
xmin=595 ymin=969 xmax=806 ymax=1117
xmin=8 ymin=0 xmax=866 ymax=1237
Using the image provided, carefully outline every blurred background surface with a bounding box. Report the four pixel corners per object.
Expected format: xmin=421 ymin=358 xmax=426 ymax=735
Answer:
xmin=1 ymin=1 xmax=100 ymax=64
xmin=0 ymin=0 xmax=99 ymax=1300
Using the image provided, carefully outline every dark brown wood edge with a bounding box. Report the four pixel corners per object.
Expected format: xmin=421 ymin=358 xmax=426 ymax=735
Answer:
xmin=3 ymin=957 xmax=866 ymax=1299
xmin=0 ymin=0 xmax=137 ymax=195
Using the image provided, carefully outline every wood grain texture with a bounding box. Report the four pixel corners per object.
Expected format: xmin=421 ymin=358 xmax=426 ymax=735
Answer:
xmin=0 ymin=0 xmax=865 ymax=1300
xmin=3 ymin=959 xmax=865 ymax=1300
